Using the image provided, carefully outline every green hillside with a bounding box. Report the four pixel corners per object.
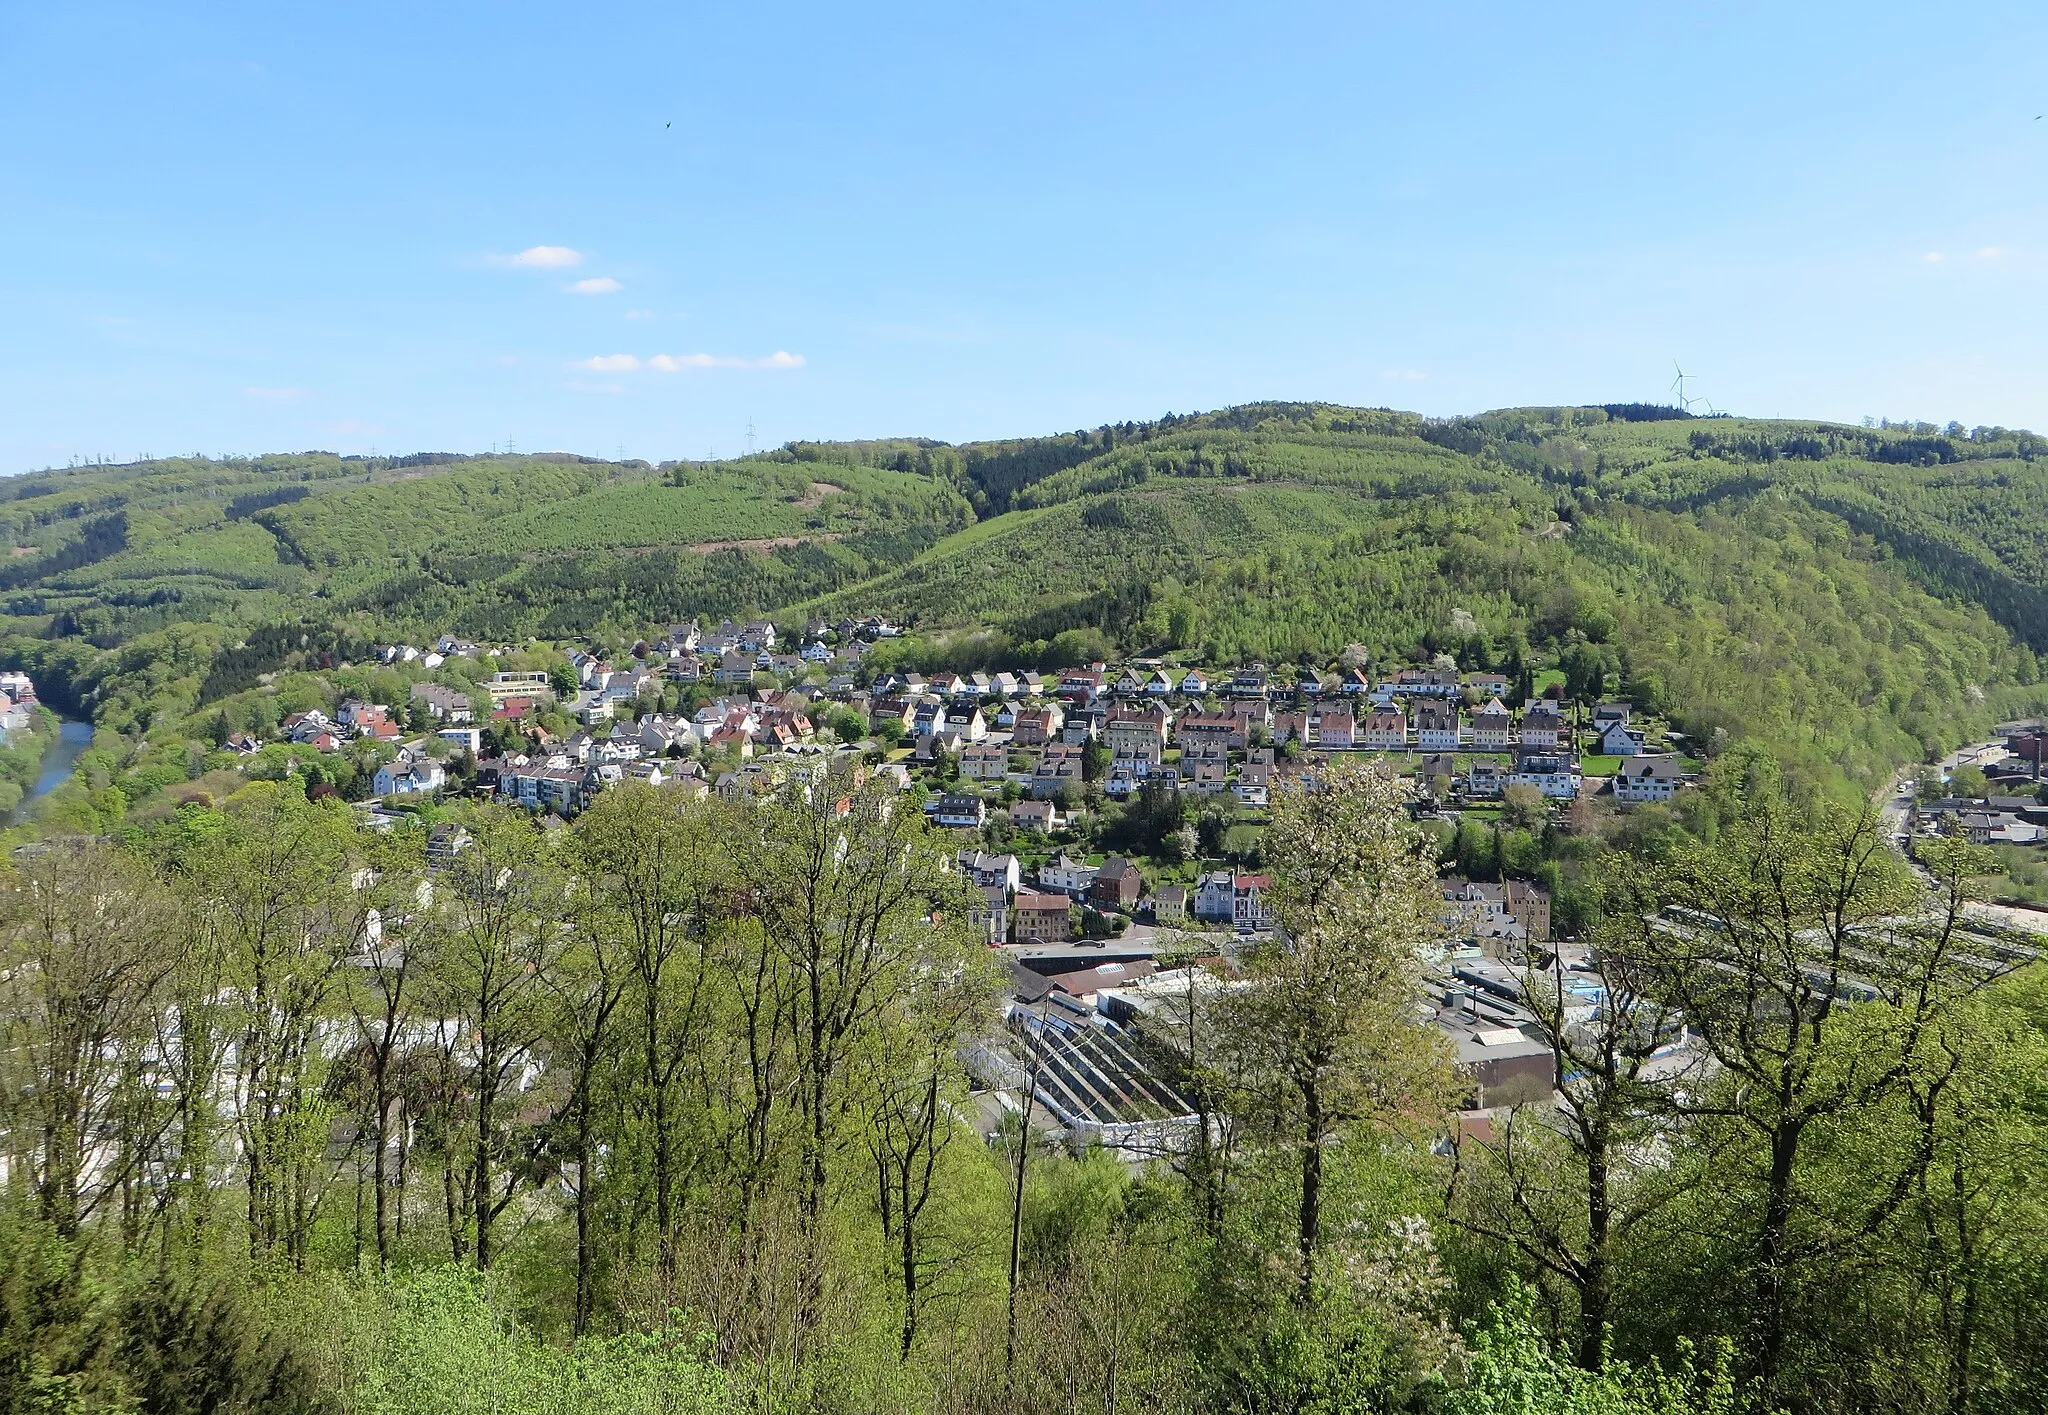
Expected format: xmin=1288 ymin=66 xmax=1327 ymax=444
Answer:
xmin=4 ymin=402 xmax=2048 ymax=789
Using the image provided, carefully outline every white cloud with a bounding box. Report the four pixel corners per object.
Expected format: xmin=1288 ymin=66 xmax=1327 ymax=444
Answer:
xmin=574 ymin=351 xmax=805 ymax=373
xmin=646 ymin=351 xmax=806 ymax=371
xmin=567 ymin=277 xmax=623 ymax=294
xmin=243 ymin=386 xmax=308 ymax=400
xmin=1976 ymin=246 xmax=2005 ymax=259
xmin=1378 ymin=368 xmax=1427 ymax=381
xmin=625 ymin=308 xmax=654 ymax=319
xmin=1922 ymin=251 xmax=1945 ymax=262
xmin=491 ymin=244 xmax=584 ymax=269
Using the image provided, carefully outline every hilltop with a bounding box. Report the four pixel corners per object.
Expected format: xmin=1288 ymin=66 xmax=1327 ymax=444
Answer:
xmin=4 ymin=402 xmax=2047 ymax=788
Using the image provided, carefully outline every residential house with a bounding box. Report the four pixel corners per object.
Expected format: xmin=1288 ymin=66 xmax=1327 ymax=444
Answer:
xmin=592 ymin=729 xmax=644 ymax=764
xmin=1177 ymin=668 xmax=1210 ymax=696
xmin=1387 ymin=668 xmax=1460 ymax=697
xmin=1056 ymin=665 xmax=1108 ymax=706
xmin=1510 ymin=752 xmax=1579 ymax=799
xmin=934 ymin=793 xmax=987 ymax=829
xmin=425 ymin=823 xmax=471 ymax=870
xmin=714 ymin=650 xmax=758 ymax=685
xmin=869 ymin=696 xmax=919 ymax=734
xmin=916 ymin=728 xmax=965 ymax=760
xmin=1011 ymin=702 xmax=1065 ymax=746
xmin=1518 ymin=703 xmax=1565 ymax=749
xmin=410 ymin=682 xmax=475 ymax=724
xmin=943 ymin=704 xmax=989 ymax=742
xmin=1177 ymin=713 xmax=1246 ymax=751
xmin=1337 ymin=666 xmax=1374 ymax=695
xmin=1270 ymin=709 xmax=1308 ymax=746
xmin=1194 ymin=871 xmax=1236 ymax=923
xmin=1957 ymin=811 xmax=2046 ymax=845
xmin=1104 ymin=703 xmax=1170 ymax=766
xmin=1039 ymin=853 xmax=1098 ymax=897
xmin=1187 ymin=751 xmax=1230 ymax=793
xmin=1012 ymin=892 xmax=1074 ymax=943
xmin=1414 ymin=699 xmax=1462 ymax=751
xmin=1612 ymin=756 xmax=1686 ymax=804
xmin=437 ymin=726 xmax=483 ymax=754
xmin=1309 ymin=700 xmax=1356 ymax=748
xmin=1229 ymin=666 xmax=1270 ymax=698
xmin=960 ymin=743 xmax=1010 ymax=781
xmin=1464 ymin=672 xmax=1511 ymax=699
xmin=283 ymin=709 xmax=335 ymax=744
xmin=373 ymin=752 xmax=446 ymax=798
xmin=1362 ymin=704 xmax=1408 ymax=749
xmin=1149 ymin=885 xmax=1188 ymax=926
xmin=1592 ymin=702 xmax=1632 ymax=730
xmin=637 ymin=714 xmax=697 ymax=757
xmin=1243 ymin=746 xmax=1276 ymax=787
xmin=623 ymin=760 xmax=672 ymax=788
xmin=1090 ymin=856 xmax=1143 ymax=911
xmin=1443 ymin=878 xmax=1551 ymax=948
xmin=1417 ymin=754 xmax=1460 ymax=795
xmin=1109 ymin=742 xmax=1156 ymax=782
xmin=957 ymin=850 xmax=1022 ymax=894
xmin=499 ymin=764 xmax=588 ymax=815
xmin=1470 ymin=698 xmax=1514 ymax=749
xmin=1597 ymin=720 xmax=1646 ymax=757
xmin=1010 ymin=799 xmax=1062 ymax=833
xmin=348 ymin=704 xmax=404 ymax=742
xmin=1465 ymin=757 xmax=1508 ymax=798
xmin=1030 ymin=743 xmax=1085 ymax=799
xmin=1231 ymin=874 xmax=1274 ymax=932
xmin=1059 ymin=708 xmax=1105 ymax=745
xmin=1227 ymin=697 xmax=1272 ymax=734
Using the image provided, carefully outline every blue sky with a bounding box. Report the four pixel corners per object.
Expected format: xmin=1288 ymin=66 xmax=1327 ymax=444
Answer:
xmin=4 ymin=2 xmax=2047 ymax=471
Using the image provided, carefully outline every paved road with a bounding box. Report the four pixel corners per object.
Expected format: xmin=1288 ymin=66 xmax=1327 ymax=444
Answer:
xmin=1875 ymin=741 xmax=2048 ymax=940
xmin=1965 ymin=899 xmax=2048 ymax=939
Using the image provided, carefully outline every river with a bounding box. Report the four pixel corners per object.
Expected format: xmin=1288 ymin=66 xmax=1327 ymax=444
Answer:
xmin=11 ymin=717 xmax=93 ymax=821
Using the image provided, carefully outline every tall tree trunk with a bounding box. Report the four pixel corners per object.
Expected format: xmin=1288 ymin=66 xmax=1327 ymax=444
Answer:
xmin=1578 ymin=1118 xmax=1613 ymax=1372
xmin=1754 ymin=1123 xmax=1802 ymax=1389
xmin=574 ymin=1083 xmax=595 ymax=1336
xmin=372 ymin=1089 xmax=391 ymax=1267
xmin=1296 ymin=1078 xmax=1323 ymax=1305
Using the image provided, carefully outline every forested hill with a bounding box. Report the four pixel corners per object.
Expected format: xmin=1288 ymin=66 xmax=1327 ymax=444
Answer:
xmin=6 ymin=402 xmax=2048 ymax=788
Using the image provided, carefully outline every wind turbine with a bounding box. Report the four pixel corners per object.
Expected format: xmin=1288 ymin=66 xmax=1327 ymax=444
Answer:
xmin=1669 ymin=361 xmax=1701 ymax=414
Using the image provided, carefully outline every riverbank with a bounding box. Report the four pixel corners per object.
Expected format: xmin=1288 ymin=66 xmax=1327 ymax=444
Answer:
xmin=0 ymin=705 xmax=64 ymax=819
xmin=8 ymin=715 xmax=94 ymax=823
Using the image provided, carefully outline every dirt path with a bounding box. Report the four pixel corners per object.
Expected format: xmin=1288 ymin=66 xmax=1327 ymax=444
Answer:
xmin=690 ymin=532 xmax=844 ymax=553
